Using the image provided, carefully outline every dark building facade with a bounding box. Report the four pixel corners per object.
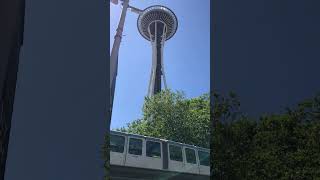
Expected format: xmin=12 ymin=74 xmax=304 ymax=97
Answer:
xmin=0 ymin=0 xmax=25 ymax=179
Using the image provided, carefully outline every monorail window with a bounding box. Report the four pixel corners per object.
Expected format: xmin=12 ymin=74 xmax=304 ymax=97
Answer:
xmin=146 ymin=141 xmax=161 ymax=158
xmin=185 ymin=148 xmax=197 ymax=164
xmin=198 ymin=151 xmax=209 ymax=166
xmin=129 ymin=138 xmax=142 ymax=155
xmin=169 ymin=145 xmax=183 ymax=162
xmin=110 ymin=135 xmax=125 ymax=153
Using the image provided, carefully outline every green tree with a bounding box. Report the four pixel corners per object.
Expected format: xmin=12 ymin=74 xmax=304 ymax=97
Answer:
xmin=116 ymin=89 xmax=210 ymax=148
xmin=212 ymin=92 xmax=256 ymax=179
xmin=212 ymin=93 xmax=320 ymax=180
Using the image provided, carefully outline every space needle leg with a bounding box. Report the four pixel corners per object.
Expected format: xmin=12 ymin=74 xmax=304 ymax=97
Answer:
xmin=161 ymin=25 xmax=168 ymax=90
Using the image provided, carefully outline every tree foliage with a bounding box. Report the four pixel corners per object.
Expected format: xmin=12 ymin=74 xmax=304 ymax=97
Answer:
xmin=212 ymin=93 xmax=320 ymax=179
xmin=111 ymin=90 xmax=320 ymax=179
xmin=116 ymin=89 xmax=210 ymax=148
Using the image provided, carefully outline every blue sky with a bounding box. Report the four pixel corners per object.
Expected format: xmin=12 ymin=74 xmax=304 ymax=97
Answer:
xmin=110 ymin=0 xmax=210 ymax=129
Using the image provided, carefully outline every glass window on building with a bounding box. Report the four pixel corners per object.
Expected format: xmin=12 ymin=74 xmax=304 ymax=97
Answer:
xmin=185 ymin=148 xmax=197 ymax=164
xmin=198 ymin=151 xmax=210 ymax=166
xmin=146 ymin=141 xmax=161 ymax=158
xmin=169 ymin=145 xmax=183 ymax=162
xmin=110 ymin=135 xmax=125 ymax=153
xmin=128 ymin=138 xmax=143 ymax=155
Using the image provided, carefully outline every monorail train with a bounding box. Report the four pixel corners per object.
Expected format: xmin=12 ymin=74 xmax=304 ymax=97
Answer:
xmin=110 ymin=130 xmax=210 ymax=176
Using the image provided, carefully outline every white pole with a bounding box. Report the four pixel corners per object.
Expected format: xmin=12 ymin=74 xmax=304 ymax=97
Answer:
xmin=110 ymin=0 xmax=129 ymax=118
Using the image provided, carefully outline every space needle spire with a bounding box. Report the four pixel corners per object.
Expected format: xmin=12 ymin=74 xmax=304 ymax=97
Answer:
xmin=137 ymin=5 xmax=178 ymax=97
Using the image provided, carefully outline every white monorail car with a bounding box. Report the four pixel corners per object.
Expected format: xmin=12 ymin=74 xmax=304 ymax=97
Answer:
xmin=110 ymin=130 xmax=210 ymax=176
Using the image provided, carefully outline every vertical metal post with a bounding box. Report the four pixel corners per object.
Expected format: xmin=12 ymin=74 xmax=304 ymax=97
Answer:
xmin=110 ymin=0 xmax=129 ymax=122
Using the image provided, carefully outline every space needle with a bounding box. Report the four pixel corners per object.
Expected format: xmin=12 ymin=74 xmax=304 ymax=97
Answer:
xmin=137 ymin=5 xmax=178 ymax=96
xmin=110 ymin=0 xmax=178 ymax=120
